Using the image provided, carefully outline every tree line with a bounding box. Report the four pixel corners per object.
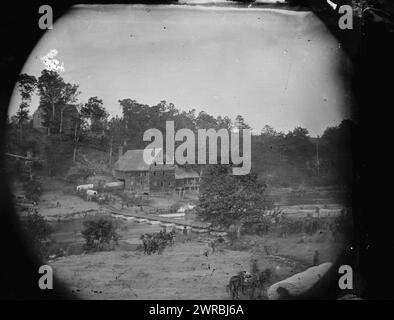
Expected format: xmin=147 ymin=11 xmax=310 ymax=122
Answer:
xmin=7 ymin=69 xmax=354 ymax=187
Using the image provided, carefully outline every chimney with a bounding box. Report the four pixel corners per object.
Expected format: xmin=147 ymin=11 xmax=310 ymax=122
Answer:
xmin=118 ymin=145 xmax=124 ymax=160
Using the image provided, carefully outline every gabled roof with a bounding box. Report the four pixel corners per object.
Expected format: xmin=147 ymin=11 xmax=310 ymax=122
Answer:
xmin=34 ymin=103 xmax=78 ymax=114
xmin=175 ymin=166 xmax=200 ymax=180
xmin=114 ymin=148 xmax=170 ymax=172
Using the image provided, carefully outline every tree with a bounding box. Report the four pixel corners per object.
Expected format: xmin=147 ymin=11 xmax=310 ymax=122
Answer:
xmin=80 ymin=96 xmax=109 ymax=133
xmin=16 ymin=74 xmax=37 ymax=140
xmin=196 ymin=111 xmax=218 ymax=129
xmin=216 ymin=115 xmax=233 ymax=130
xmin=81 ymin=217 xmax=119 ymax=251
xmin=283 ymin=126 xmax=314 ymax=167
xmin=234 ymin=115 xmax=251 ymax=130
xmin=119 ymin=99 xmax=151 ymax=148
xmin=261 ymin=125 xmax=277 ymax=137
xmin=37 ymin=70 xmax=79 ymax=135
xmin=37 ymin=70 xmax=65 ymax=125
xmin=108 ymin=116 xmax=126 ymax=165
xmin=321 ymin=119 xmax=355 ymax=184
xmin=196 ymin=165 xmax=273 ymax=238
xmin=21 ymin=212 xmax=53 ymax=260
xmin=17 ymin=74 xmax=37 ymax=101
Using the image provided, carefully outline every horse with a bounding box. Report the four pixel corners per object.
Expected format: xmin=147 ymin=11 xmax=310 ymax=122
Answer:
xmin=229 ymin=268 xmax=271 ymax=300
xmin=227 ymin=271 xmax=247 ymax=300
xmin=226 ymin=271 xmax=255 ymax=300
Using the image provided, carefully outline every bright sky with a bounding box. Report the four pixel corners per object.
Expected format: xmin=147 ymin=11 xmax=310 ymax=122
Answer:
xmin=9 ymin=4 xmax=352 ymax=136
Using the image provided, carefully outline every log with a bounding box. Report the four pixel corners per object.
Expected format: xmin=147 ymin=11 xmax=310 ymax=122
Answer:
xmin=267 ymin=262 xmax=332 ymax=300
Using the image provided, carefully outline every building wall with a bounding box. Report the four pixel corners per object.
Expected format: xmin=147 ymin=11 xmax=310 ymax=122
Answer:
xmin=115 ymin=170 xmax=150 ymax=193
xmin=115 ymin=166 xmax=199 ymax=194
xmin=149 ymin=168 xmax=175 ymax=193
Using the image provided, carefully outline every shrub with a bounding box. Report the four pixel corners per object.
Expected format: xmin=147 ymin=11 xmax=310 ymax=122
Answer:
xmin=81 ymin=216 xmax=119 ymax=251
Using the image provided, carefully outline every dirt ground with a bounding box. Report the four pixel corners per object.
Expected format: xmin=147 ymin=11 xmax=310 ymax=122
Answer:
xmin=34 ymin=188 xmax=198 ymax=217
xmin=50 ymin=232 xmax=344 ymax=300
xmin=30 ymin=182 xmax=346 ymax=299
xmin=37 ymin=192 xmax=100 ymax=216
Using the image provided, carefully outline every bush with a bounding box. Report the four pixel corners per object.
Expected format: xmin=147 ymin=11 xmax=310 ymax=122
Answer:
xmin=21 ymin=212 xmax=53 ymax=259
xmin=81 ymin=216 xmax=119 ymax=252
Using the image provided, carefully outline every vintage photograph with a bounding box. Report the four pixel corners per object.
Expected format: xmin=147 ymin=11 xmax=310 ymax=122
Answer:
xmin=3 ymin=0 xmax=385 ymax=300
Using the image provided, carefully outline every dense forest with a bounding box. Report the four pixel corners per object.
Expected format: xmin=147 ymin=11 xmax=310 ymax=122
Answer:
xmin=5 ymin=69 xmax=355 ymax=188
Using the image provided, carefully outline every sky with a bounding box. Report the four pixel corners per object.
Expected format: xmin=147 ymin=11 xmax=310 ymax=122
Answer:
xmin=8 ymin=4 xmax=352 ymax=136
